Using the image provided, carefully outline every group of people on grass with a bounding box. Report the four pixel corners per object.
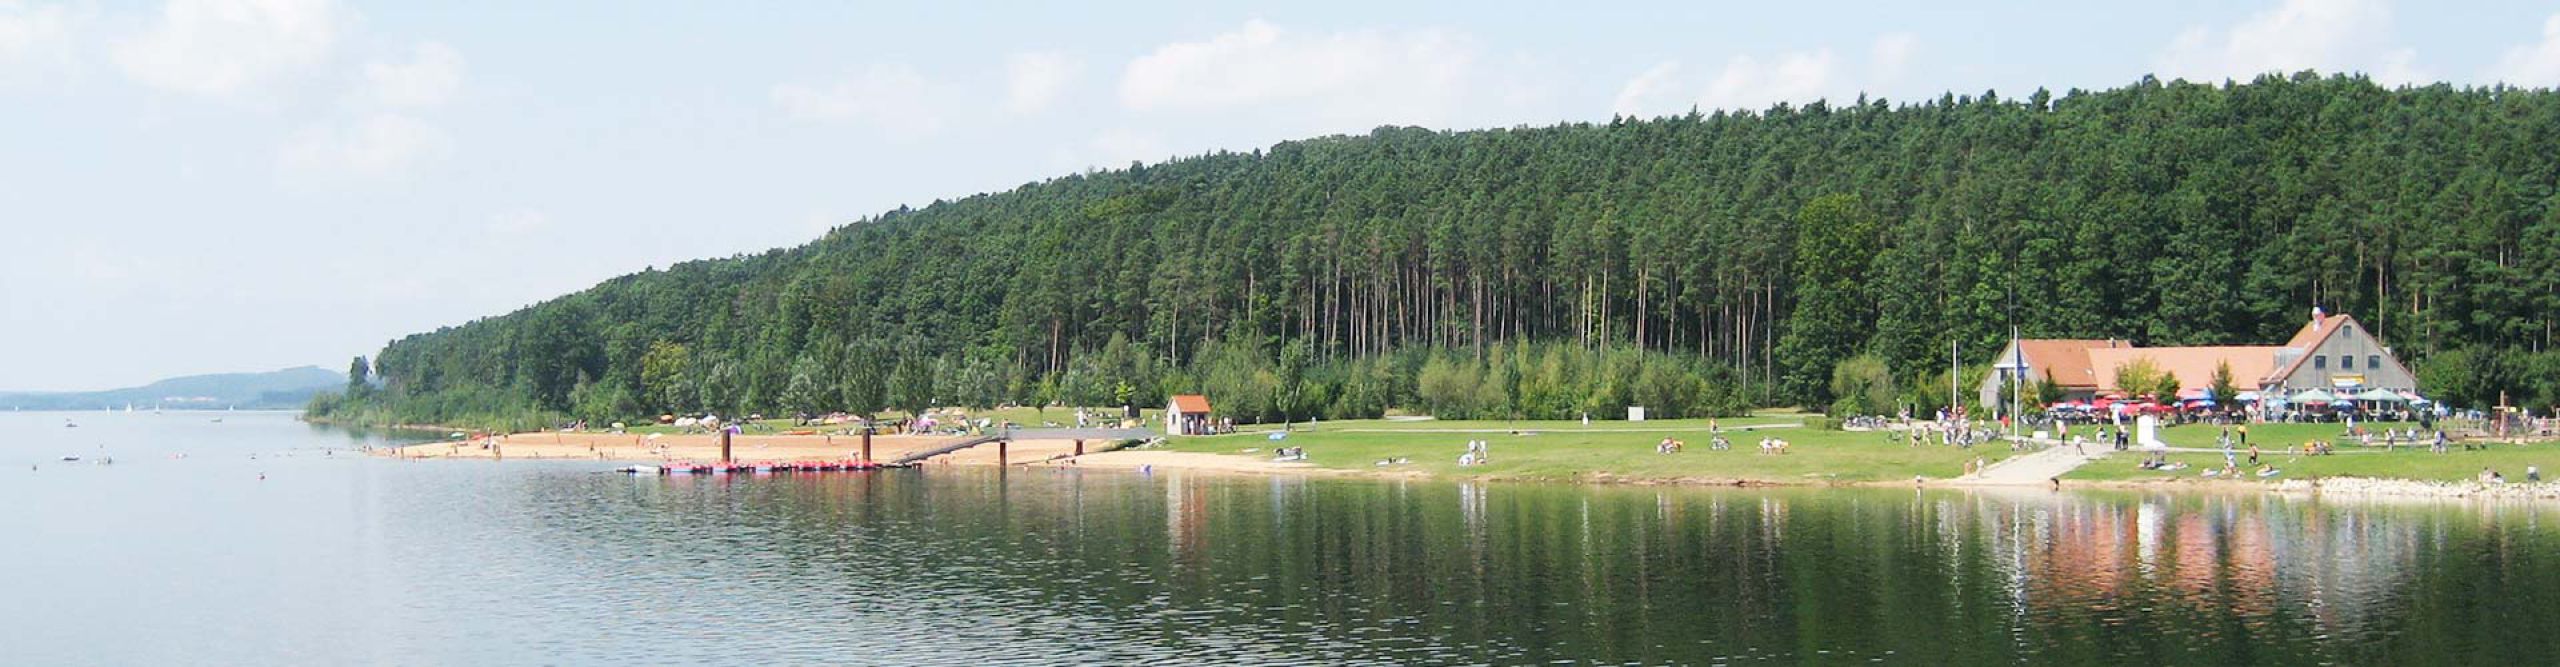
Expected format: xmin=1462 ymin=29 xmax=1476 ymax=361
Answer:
xmin=1457 ymin=440 xmax=1491 ymax=466
xmin=2479 ymin=466 xmax=2544 ymax=484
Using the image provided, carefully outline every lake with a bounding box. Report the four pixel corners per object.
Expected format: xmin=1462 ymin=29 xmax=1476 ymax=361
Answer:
xmin=5 ymin=410 xmax=2556 ymax=665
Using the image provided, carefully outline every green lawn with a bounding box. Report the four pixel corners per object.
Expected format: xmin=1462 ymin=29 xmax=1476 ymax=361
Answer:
xmin=1164 ymin=418 xmax=2010 ymax=483
xmin=2139 ymin=421 xmax=2430 ymax=448
xmin=2067 ymin=421 xmax=2557 ymax=483
xmin=1232 ymin=415 xmax=1803 ymax=433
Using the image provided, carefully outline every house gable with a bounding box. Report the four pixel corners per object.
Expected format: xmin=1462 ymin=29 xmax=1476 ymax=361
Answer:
xmin=2263 ymin=314 xmax=2416 ymax=391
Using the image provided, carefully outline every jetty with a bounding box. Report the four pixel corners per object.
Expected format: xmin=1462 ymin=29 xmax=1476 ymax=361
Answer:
xmin=896 ymin=427 xmax=1156 ymax=465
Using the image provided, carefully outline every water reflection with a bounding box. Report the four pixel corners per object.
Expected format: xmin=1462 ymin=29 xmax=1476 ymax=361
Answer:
xmin=521 ymin=472 xmax=2558 ymax=664
xmin=22 ymin=413 xmax=2550 ymax=666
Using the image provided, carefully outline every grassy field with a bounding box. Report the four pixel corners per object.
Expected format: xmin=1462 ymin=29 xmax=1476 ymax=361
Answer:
xmin=1164 ymin=417 xmax=2010 ymax=483
xmin=2066 ymin=421 xmax=2557 ymax=483
xmin=2135 ymin=421 xmax=2429 ymax=448
xmin=1231 ymin=415 xmax=1804 ymax=433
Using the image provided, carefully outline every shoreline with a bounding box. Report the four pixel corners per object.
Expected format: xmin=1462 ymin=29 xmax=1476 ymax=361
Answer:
xmin=1053 ymin=450 xmax=2560 ymax=501
xmin=377 ymin=430 xmax=2560 ymax=502
xmin=380 ymin=430 xmax=1024 ymax=464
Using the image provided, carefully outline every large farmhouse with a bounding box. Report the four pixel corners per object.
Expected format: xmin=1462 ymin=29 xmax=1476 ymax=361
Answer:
xmin=1980 ymin=309 xmax=2414 ymax=409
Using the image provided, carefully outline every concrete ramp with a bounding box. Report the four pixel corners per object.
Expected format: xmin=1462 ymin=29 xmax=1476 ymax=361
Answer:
xmin=892 ymin=428 xmax=1156 ymax=465
xmin=1953 ymin=443 xmax=2111 ymax=486
xmin=894 ymin=434 xmax=1004 ymax=464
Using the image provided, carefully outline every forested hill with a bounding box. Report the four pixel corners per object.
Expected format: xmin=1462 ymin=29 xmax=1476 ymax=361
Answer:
xmin=327 ymin=73 xmax=2560 ymax=429
xmin=4 ymin=366 xmax=342 ymax=410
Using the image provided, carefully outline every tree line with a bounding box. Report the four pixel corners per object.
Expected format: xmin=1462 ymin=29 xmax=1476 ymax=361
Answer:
xmin=311 ymin=72 xmax=2560 ymax=429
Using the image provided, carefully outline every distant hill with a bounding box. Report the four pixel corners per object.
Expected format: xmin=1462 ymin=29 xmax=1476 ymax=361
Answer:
xmin=0 ymin=366 xmax=344 ymax=410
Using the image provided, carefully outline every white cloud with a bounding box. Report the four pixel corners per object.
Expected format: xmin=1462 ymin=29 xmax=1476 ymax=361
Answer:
xmin=1004 ymin=50 xmax=1078 ymax=114
xmin=364 ymin=40 xmax=462 ymax=108
xmin=1118 ymin=19 xmax=1476 ymax=126
xmin=1699 ymin=49 xmax=1837 ymax=112
xmin=0 ymin=1 xmax=77 ymax=74
xmin=2154 ymin=0 xmax=2427 ymax=85
xmin=278 ymin=113 xmax=450 ymax=181
xmin=771 ymin=62 xmax=945 ymax=138
xmin=112 ymin=0 xmax=343 ymax=96
xmin=1611 ymin=61 xmax=1684 ymax=118
xmin=1615 ymin=34 xmax=1925 ymax=117
xmin=2489 ymin=14 xmax=2560 ymax=87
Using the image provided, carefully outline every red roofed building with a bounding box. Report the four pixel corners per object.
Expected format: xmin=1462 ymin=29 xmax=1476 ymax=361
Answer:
xmin=1166 ymin=394 xmax=1213 ymax=435
xmin=1978 ymin=308 xmax=2414 ymax=412
xmin=2259 ymin=311 xmax=2416 ymax=394
xmin=1982 ymin=338 xmax=2131 ymax=406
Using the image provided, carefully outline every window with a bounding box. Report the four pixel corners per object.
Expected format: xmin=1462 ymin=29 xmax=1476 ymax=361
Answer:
xmin=2343 ymin=355 xmax=2356 ymax=370
xmin=2315 ymin=355 xmax=2328 ymax=369
xmin=2369 ymin=355 xmax=2382 ymax=369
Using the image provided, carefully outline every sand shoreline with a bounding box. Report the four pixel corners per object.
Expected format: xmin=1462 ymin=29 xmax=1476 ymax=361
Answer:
xmin=381 ymin=431 xmax=2560 ymax=502
xmin=380 ymin=431 xmax=1112 ymax=465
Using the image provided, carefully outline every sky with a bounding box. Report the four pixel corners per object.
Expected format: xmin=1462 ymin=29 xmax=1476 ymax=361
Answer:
xmin=4 ymin=0 xmax=2559 ymax=392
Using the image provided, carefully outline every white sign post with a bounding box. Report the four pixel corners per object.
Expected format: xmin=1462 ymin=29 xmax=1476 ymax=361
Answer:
xmin=2137 ymin=414 xmax=2167 ymax=450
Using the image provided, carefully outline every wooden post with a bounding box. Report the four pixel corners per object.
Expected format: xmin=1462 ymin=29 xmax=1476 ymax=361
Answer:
xmin=861 ymin=429 xmax=873 ymax=463
xmin=720 ymin=429 xmax=733 ymax=463
xmin=1074 ymin=439 xmax=1084 ymax=457
xmin=998 ymin=439 xmax=1008 ymax=466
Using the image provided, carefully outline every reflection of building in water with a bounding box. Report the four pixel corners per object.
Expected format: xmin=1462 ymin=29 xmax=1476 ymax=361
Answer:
xmin=1990 ymin=493 xmax=2426 ymax=637
xmin=1166 ymin=474 xmax=1210 ymax=564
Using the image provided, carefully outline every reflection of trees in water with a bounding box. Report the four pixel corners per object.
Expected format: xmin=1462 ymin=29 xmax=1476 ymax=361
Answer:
xmin=554 ymin=472 xmax=2560 ymax=665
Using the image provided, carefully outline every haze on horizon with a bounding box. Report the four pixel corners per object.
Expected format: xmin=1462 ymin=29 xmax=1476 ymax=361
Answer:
xmin=4 ymin=0 xmax=2558 ymax=392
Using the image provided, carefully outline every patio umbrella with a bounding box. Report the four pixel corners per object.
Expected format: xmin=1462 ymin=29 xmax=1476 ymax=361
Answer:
xmin=2290 ymin=388 xmax=2338 ymax=404
xmin=2236 ymin=391 xmax=2262 ymax=402
xmin=2354 ymin=388 xmax=2405 ymax=402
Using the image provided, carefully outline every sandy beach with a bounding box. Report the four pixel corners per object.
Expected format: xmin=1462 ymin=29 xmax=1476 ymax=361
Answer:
xmin=385 ymin=431 xmax=1178 ymax=469
xmin=387 ymin=431 xmax=966 ymax=463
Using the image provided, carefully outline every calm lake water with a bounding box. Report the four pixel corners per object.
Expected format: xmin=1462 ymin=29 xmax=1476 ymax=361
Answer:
xmin=6 ymin=410 xmax=2558 ymax=665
